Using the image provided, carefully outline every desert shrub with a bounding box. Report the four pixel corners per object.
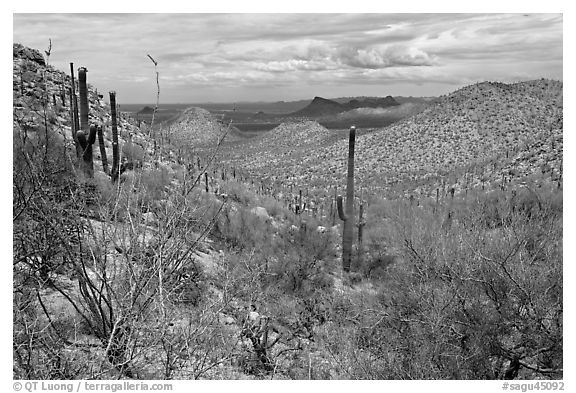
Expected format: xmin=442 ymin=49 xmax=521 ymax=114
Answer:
xmin=166 ymin=263 xmax=206 ymax=306
xmin=221 ymin=180 xmax=258 ymax=206
xmin=356 ymin=188 xmax=563 ymax=379
xmin=140 ymin=167 xmax=172 ymax=206
xmin=13 ymin=116 xmax=110 ymax=378
xmin=356 ymin=215 xmax=397 ymax=278
xmin=212 ymin=205 xmax=273 ymax=250
xmin=263 ymin=223 xmax=336 ymax=298
xmin=258 ymin=195 xmax=289 ymax=220
xmin=266 ymin=250 xmax=333 ymax=295
xmin=121 ymin=142 xmax=145 ymax=164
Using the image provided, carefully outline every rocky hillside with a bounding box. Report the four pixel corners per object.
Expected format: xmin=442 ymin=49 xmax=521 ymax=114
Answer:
xmin=217 ymin=120 xmax=338 ymax=192
xmin=220 ymin=79 xmax=563 ymax=199
xmin=12 ymin=43 xmax=181 ymax=191
xmin=168 ymin=107 xmax=244 ymax=147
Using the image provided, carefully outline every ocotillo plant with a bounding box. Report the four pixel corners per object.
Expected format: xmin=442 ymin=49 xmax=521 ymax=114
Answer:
xmin=337 ymin=125 xmax=356 ymax=273
xmin=110 ymin=91 xmax=120 ymax=182
xmin=77 ymin=124 xmax=97 ymax=178
xmin=97 ymin=125 xmax=108 ymax=174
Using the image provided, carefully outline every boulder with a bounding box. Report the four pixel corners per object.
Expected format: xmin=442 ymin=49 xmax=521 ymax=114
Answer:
xmin=142 ymin=212 xmax=157 ymax=226
xmin=250 ymin=206 xmax=270 ymax=221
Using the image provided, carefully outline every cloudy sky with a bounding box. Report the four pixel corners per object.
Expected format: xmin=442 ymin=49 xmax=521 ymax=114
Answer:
xmin=13 ymin=13 xmax=563 ymax=104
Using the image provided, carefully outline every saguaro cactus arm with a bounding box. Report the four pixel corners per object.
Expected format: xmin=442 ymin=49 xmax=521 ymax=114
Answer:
xmin=97 ymin=125 xmax=109 ymax=174
xmin=75 ymin=124 xmax=97 ymax=178
xmin=87 ymin=124 xmax=97 ymax=145
xmin=337 ymin=195 xmax=348 ymax=221
xmin=77 ymin=130 xmax=87 ymax=150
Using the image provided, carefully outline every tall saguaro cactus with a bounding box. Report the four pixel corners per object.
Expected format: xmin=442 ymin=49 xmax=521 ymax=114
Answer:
xmin=75 ymin=67 xmax=96 ymax=177
xmin=337 ymin=126 xmax=356 ymax=272
xmin=109 ymin=91 xmax=120 ymax=182
xmin=70 ymin=63 xmax=81 ymax=158
xmin=78 ymin=67 xmax=89 ymax=134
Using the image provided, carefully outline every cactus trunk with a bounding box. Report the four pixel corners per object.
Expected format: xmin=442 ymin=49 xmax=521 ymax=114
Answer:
xmin=110 ymin=91 xmax=120 ymax=182
xmin=78 ymin=68 xmax=89 ymax=133
xmin=76 ymin=68 xmax=95 ymax=177
xmin=338 ymin=126 xmax=356 ymax=273
xmin=69 ymin=63 xmax=82 ymax=158
xmin=97 ymin=125 xmax=109 ymax=174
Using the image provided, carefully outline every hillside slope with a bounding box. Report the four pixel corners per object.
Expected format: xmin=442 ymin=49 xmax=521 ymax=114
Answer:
xmin=13 ymin=43 xmax=152 ymax=172
xmin=221 ymin=80 xmax=563 ymax=198
xmin=168 ymin=107 xmax=244 ymax=147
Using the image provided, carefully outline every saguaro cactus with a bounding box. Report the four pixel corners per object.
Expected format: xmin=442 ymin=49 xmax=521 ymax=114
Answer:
xmin=69 ymin=63 xmax=82 ymax=158
xmin=337 ymin=125 xmax=356 ymax=273
xmin=77 ymin=124 xmax=97 ymax=177
xmin=110 ymin=91 xmax=120 ymax=182
xmin=78 ymin=68 xmax=89 ymax=134
xmin=97 ymin=125 xmax=109 ymax=174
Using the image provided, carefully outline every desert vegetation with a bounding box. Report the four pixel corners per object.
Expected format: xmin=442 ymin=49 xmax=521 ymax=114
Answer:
xmin=13 ymin=43 xmax=562 ymax=380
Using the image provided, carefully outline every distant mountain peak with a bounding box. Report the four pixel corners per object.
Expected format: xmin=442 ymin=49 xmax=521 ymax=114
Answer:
xmin=291 ymin=95 xmax=400 ymax=117
xmin=137 ymin=106 xmax=155 ymax=114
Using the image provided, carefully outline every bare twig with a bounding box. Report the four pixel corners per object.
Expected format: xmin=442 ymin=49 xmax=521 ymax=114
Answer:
xmin=147 ymin=54 xmax=160 ymax=136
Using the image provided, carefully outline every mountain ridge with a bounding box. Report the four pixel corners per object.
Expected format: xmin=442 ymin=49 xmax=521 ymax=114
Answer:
xmin=290 ymin=95 xmax=400 ymax=117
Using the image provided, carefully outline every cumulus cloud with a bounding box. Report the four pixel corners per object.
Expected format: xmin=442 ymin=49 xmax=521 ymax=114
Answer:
xmin=12 ymin=13 xmax=562 ymax=102
xmin=252 ymin=59 xmax=337 ymax=72
xmin=338 ymin=45 xmax=437 ymax=69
